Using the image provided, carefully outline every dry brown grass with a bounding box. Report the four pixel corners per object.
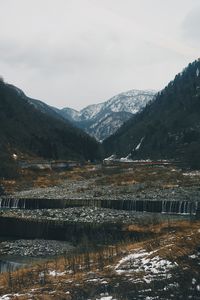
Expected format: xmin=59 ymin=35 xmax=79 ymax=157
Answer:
xmin=96 ymin=164 xmax=200 ymax=189
xmin=1 ymin=163 xmax=199 ymax=194
xmin=1 ymin=219 xmax=199 ymax=298
xmin=0 ymin=164 xmax=99 ymax=193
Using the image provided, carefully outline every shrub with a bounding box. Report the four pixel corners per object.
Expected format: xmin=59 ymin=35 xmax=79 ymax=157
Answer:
xmin=0 ymin=153 xmax=19 ymax=179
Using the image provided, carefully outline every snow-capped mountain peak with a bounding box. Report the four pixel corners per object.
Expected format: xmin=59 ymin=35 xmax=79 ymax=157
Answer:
xmin=80 ymin=102 xmax=104 ymax=120
xmin=101 ymin=89 xmax=156 ymax=114
xmin=61 ymin=89 xmax=156 ymax=141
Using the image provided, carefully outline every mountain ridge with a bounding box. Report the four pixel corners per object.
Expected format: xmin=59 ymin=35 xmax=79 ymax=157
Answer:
xmin=60 ymin=89 xmax=156 ymax=141
xmin=103 ymin=59 xmax=200 ymax=168
xmin=0 ymin=80 xmax=101 ymax=176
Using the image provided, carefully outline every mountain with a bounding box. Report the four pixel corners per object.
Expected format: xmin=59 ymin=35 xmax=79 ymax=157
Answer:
xmin=60 ymin=90 xmax=156 ymax=141
xmin=0 ymin=80 xmax=101 ymax=178
xmin=85 ymin=111 xmax=133 ymax=141
xmin=103 ymin=59 xmax=200 ymax=168
xmin=6 ymin=84 xmax=68 ymax=124
xmin=59 ymin=107 xmax=82 ymax=122
xmin=27 ymin=97 xmax=66 ymax=122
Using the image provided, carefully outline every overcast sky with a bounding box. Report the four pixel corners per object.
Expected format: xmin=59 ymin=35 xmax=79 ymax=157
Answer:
xmin=0 ymin=0 xmax=199 ymax=110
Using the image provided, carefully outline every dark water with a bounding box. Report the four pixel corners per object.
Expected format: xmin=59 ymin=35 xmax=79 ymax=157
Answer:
xmin=0 ymin=258 xmax=26 ymax=273
xmin=0 ymin=254 xmax=49 ymax=273
xmin=0 ymin=203 xmax=195 ymax=274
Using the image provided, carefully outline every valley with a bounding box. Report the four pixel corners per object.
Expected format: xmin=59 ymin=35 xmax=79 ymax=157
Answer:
xmin=28 ymin=89 xmax=156 ymax=142
xmin=1 ymin=1 xmax=200 ymax=298
xmin=0 ymin=59 xmax=200 ymax=299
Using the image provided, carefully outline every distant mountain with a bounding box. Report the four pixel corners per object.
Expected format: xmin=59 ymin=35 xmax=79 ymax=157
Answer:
xmin=85 ymin=111 xmax=133 ymax=142
xmin=103 ymin=60 xmax=200 ymax=168
xmin=0 ymin=80 xmax=101 ymax=177
xmin=59 ymin=107 xmax=82 ymax=122
xmin=6 ymin=84 xmax=67 ymax=124
xmin=60 ymin=90 xmax=156 ymax=141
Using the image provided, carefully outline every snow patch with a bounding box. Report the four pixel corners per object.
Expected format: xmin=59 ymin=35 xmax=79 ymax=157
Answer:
xmin=135 ymin=137 xmax=145 ymax=151
xmin=119 ymin=154 xmax=133 ymax=162
xmin=96 ymin=294 xmax=115 ymax=300
xmin=0 ymin=296 xmax=10 ymax=300
xmin=115 ymin=248 xmax=177 ymax=283
xmin=87 ymin=278 xmax=99 ymax=282
xmin=49 ymin=270 xmax=66 ymax=277
xmin=183 ymin=171 xmax=200 ymax=177
xmin=189 ymin=254 xmax=198 ymax=259
xmin=12 ymin=153 xmax=18 ymax=160
xmin=192 ymin=278 xmax=197 ymax=285
xmin=104 ymin=154 xmax=117 ymax=161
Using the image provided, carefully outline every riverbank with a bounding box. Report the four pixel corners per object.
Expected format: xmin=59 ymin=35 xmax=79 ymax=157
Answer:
xmin=0 ymin=219 xmax=200 ymax=299
xmin=0 ymin=163 xmax=199 ymax=298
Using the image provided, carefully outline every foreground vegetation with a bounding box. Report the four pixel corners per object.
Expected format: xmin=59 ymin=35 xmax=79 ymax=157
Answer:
xmin=0 ymin=219 xmax=200 ymax=299
xmin=104 ymin=60 xmax=200 ymax=169
xmin=1 ymin=161 xmax=200 ymax=194
xmin=0 ymin=163 xmax=199 ymax=299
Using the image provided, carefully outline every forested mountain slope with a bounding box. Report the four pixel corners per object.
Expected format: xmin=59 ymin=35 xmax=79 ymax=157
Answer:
xmin=103 ymin=60 xmax=200 ymax=168
xmin=0 ymin=80 xmax=101 ymax=172
xmin=61 ymin=90 xmax=155 ymax=141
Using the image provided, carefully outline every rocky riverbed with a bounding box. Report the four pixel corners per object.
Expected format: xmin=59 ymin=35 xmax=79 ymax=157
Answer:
xmin=0 ymin=239 xmax=74 ymax=257
xmin=0 ymin=207 xmax=161 ymax=224
xmin=0 ymin=208 xmax=165 ymax=261
xmin=9 ymin=177 xmax=200 ymax=203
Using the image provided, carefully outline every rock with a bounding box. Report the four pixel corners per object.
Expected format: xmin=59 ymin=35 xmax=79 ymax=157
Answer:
xmin=0 ymin=239 xmax=75 ymax=257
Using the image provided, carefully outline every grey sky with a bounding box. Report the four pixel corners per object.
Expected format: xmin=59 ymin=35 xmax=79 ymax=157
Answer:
xmin=0 ymin=0 xmax=199 ymax=109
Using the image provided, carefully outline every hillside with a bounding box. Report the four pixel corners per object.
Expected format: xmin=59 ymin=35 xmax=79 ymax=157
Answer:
xmin=0 ymin=80 xmax=101 ymax=178
xmin=103 ymin=60 xmax=200 ymax=168
xmin=60 ymin=90 xmax=156 ymax=141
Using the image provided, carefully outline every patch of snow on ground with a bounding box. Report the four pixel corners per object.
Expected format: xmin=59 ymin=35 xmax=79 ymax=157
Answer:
xmin=189 ymin=254 xmax=198 ymax=259
xmin=115 ymin=248 xmax=177 ymax=283
xmin=49 ymin=270 xmax=66 ymax=276
xmin=119 ymin=155 xmax=133 ymax=162
xmin=0 ymin=293 xmax=30 ymax=300
xmin=0 ymin=296 xmax=10 ymax=300
xmin=183 ymin=171 xmax=200 ymax=177
xmin=87 ymin=278 xmax=99 ymax=282
xmin=96 ymin=294 xmax=116 ymax=300
xmin=104 ymin=154 xmax=117 ymax=161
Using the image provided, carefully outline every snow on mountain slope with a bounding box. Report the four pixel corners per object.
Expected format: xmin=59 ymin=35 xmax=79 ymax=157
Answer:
xmin=87 ymin=111 xmax=133 ymax=142
xmin=60 ymin=107 xmax=81 ymax=122
xmin=80 ymin=102 xmax=104 ymax=120
xmin=12 ymin=86 xmax=155 ymax=142
xmin=60 ymin=90 xmax=156 ymax=141
xmin=100 ymin=89 xmax=156 ymax=115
